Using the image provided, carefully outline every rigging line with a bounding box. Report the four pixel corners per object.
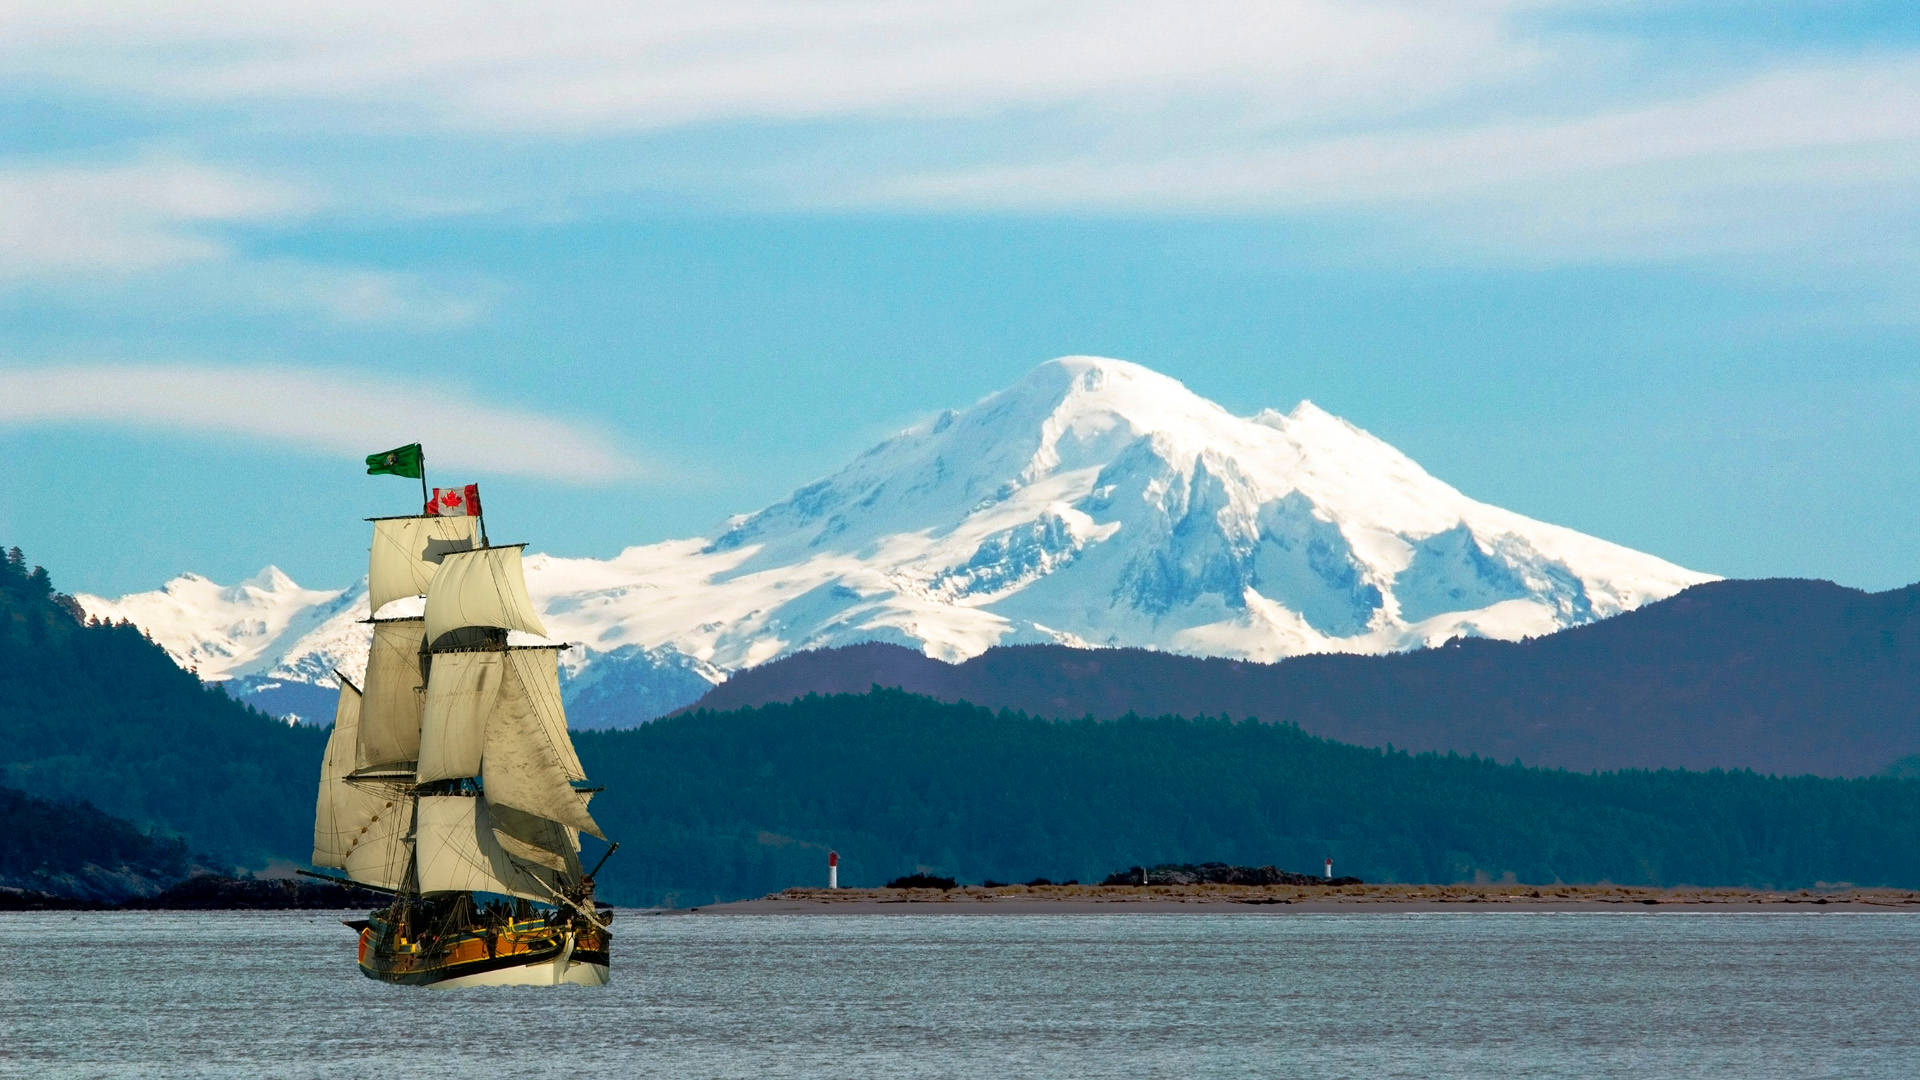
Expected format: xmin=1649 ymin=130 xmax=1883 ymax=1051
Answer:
xmin=417 ymin=797 xmax=547 ymax=899
xmin=523 ymin=864 xmax=609 ymax=932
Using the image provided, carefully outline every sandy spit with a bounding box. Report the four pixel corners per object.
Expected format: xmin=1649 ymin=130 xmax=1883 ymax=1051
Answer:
xmin=670 ymin=883 xmax=1920 ymax=915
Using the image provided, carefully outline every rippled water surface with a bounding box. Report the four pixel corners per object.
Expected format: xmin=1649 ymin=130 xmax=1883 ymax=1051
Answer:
xmin=3 ymin=910 xmax=1917 ymax=1078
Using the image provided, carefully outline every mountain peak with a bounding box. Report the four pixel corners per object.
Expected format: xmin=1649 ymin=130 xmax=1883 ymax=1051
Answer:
xmin=1013 ymin=355 xmax=1217 ymax=419
xmin=241 ymin=566 xmax=297 ymax=592
xmin=93 ymin=357 xmax=1715 ymax=723
xmin=1028 ymin=354 xmax=1161 ymax=381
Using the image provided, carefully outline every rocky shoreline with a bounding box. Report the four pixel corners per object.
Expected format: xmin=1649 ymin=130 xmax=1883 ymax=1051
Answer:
xmin=0 ymin=875 xmax=389 ymax=912
xmin=685 ymin=882 xmax=1920 ymax=914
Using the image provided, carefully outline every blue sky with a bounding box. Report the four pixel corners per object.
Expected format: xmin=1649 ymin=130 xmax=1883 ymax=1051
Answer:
xmin=0 ymin=1 xmax=1915 ymax=595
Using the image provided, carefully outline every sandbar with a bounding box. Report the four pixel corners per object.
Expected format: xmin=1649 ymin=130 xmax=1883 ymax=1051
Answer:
xmin=679 ymin=883 xmax=1920 ymax=914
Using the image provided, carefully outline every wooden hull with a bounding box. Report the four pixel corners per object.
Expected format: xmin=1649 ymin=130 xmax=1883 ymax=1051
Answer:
xmin=357 ymin=911 xmax=611 ymax=988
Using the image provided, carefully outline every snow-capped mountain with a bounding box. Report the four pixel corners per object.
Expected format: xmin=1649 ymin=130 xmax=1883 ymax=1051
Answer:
xmin=80 ymin=357 xmax=1714 ymax=726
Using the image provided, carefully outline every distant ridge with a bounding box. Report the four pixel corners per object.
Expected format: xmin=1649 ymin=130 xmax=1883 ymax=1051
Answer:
xmin=683 ymin=577 xmax=1920 ymax=777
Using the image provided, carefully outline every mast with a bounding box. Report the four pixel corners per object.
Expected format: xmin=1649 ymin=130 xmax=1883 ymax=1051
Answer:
xmin=317 ymin=464 xmax=606 ymax=920
xmin=411 ymin=541 xmax=604 ymax=914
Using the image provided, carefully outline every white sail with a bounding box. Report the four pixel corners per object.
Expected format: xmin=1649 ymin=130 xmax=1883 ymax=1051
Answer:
xmin=482 ymin=649 xmax=602 ymax=838
xmin=368 ymin=515 xmax=477 ymax=615
xmin=491 ymin=801 xmax=585 ymax=876
xmin=414 ymin=794 xmax=568 ymax=902
xmin=313 ymin=679 xmax=371 ymax=867
xmin=414 ymin=650 xmax=503 ymax=783
xmin=356 ymin=617 xmax=426 ymax=771
xmin=425 ymin=545 xmax=548 ymax=645
xmin=316 ymin=679 xmax=412 ymax=889
xmin=340 ymin=793 xmax=414 ymax=892
xmin=503 ymin=648 xmax=586 ymax=780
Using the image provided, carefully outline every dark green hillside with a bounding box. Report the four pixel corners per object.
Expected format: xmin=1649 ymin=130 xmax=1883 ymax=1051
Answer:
xmin=0 ymin=785 xmax=200 ymax=901
xmin=684 ymin=579 xmax=1920 ymax=777
xmin=578 ymin=689 xmax=1920 ymax=907
xmin=9 ymin=547 xmax=1920 ymax=909
xmin=0 ymin=547 xmax=323 ymax=866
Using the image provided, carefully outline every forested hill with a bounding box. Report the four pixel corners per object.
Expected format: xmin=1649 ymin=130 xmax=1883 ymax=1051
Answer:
xmin=0 ymin=546 xmax=324 ymax=867
xmin=8 ymin=547 xmax=1920 ymax=908
xmin=0 ymin=785 xmax=203 ymax=901
xmin=681 ymin=578 xmax=1920 ymax=777
xmin=578 ymin=688 xmax=1920 ymax=907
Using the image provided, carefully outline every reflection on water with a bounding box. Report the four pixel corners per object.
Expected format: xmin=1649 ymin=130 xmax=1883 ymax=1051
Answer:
xmin=2 ymin=910 xmax=1917 ymax=1079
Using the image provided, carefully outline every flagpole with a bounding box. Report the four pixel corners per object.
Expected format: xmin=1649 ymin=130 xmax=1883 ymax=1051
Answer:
xmin=419 ymin=448 xmax=430 ymax=514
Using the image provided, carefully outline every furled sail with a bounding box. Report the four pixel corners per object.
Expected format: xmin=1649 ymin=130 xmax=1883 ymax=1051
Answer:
xmin=414 ymin=794 xmax=569 ymax=902
xmin=414 ymin=649 xmax=503 ymax=783
xmin=356 ymin=617 xmax=426 ymax=771
xmin=480 ymin=648 xmax=602 ymax=838
xmin=368 ymin=515 xmax=477 ymax=615
xmin=424 ymin=544 xmax=548 ymax=645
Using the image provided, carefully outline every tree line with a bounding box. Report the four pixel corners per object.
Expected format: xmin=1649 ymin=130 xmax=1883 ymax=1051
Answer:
xmin=7 ymin=546 xmax=1919 ymax=908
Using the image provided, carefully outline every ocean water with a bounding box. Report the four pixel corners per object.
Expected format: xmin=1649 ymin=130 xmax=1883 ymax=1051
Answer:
xmin=3 ymin=910 xmax=1917 ymax=1078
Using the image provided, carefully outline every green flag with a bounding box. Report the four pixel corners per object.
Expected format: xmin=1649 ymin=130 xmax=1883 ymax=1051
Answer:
xmin=365 ymin=443 xmax=424 ymax=479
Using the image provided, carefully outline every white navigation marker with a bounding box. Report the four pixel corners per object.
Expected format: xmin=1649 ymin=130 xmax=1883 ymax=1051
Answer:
xmin=1325 ymin=857 xmax=1333 ymax=879
xmin=828 ymin=850 xmax=839 ymax=890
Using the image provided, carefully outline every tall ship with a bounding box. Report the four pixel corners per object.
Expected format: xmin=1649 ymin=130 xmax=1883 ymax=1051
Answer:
xmin=311 ymin=457 xmax=613 ymax=987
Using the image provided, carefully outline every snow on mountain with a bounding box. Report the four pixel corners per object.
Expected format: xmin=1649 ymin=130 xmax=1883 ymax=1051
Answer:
xmin=76 ymin=567 xmax=349 ymax=682
xmin=82 ymin=357 xmax=1714 ymax=726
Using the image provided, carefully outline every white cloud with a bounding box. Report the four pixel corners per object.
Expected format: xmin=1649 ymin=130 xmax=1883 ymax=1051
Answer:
xmin=0 ymin=1 xmax=1540 ymax=131
xmin=0 ymin=2 xmax=1914 ymax=266
xmin=864 ymin=56 xmax=1920 ymax=261
xmin=0 ymin=364 xmax=642 ymax=483
xmin=0 ymin=156 xmax=486 ymax=326
xmin=0 ymin=156 xmax=311 ymax=278
xmin=871 ymin=59 xmax=1920 ymax=208
xmin=240 ymin=261 xmax=487 ymax=328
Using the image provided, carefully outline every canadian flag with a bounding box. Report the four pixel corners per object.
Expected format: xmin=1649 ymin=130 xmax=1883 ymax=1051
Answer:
xmin=426 ymin=484 xmax=482 ymax=517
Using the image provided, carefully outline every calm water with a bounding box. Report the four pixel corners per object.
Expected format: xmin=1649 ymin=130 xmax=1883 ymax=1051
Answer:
xmin=3 ymin=910 xmax=1917 ymax=1078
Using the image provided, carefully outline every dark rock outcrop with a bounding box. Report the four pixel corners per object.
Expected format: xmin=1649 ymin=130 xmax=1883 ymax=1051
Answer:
xmin=126 ymin=875 xmax=390 ymax=910
xmin=885 ymin=873 xmax=958 ymax=890
xmin=1102 ymin=863 xmax=1364 ymax=887
xmin=0 ymin=874 xmax=388 ymax=910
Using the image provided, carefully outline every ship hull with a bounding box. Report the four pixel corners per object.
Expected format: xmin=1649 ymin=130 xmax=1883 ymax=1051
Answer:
xmin=357 ymin=912 xmax=611 ymax=988
xmin=430 ymin=952 xmax=610 ymax=988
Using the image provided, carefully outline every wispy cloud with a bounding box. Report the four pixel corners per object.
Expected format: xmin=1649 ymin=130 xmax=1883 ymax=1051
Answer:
xmin=0 ymin=1 xmax=1540 ymax=131
xmin=864 ymin=57 xmax=1920 ymax=261
xmin=0 ymin=364 xmax=642 ymax=483
xmin=237 ymin=261 xmax=488 ymax=328
xmin=0 ymin=155 xmax=487 ymax=326
xmin=873 ymin=59 xmax=1920 ymax=209
xmin=0 ymin=2 xmax=1914 ymax=268
xmin=0 ymin=155 xmax=310 ymax=278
